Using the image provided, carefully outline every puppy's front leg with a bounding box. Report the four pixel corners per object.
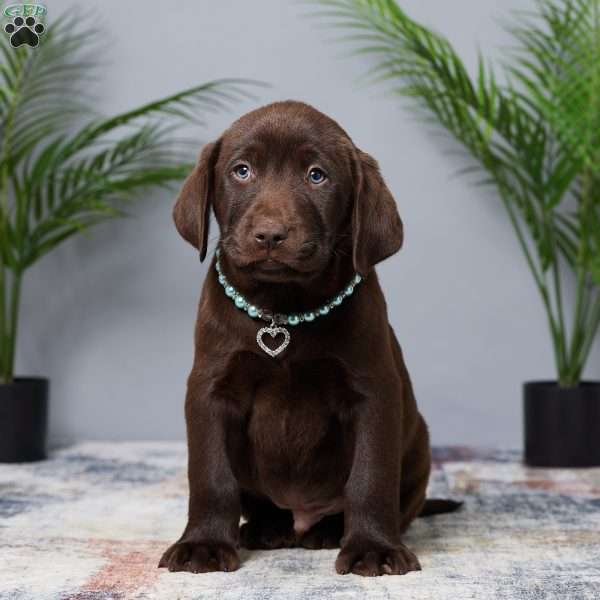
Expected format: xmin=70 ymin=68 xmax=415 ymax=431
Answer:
xmin=159 ymin=378 xmax=241 ymax=573
xmin=336 ymin=386 xmax=420 ymax=577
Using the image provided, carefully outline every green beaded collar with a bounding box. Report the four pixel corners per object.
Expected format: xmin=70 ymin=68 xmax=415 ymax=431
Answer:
xmin=215 ymin=248 xmax=362 ymax=357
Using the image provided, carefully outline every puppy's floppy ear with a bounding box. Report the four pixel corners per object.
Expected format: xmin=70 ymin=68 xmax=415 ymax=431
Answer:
xmin=351 ymin=148 xmax=404 ymax=276
xmin=173 ymin=140 xmax=220 ymax=261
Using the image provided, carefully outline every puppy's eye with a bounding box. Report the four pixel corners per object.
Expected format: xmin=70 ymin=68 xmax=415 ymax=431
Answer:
xmin=308 ymin=167 xmax=327 ymax=185
xmin=233 ymin=164 xmax=251 ymax=181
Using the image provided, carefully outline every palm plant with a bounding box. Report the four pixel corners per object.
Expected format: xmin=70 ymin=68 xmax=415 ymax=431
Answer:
xmin=313 ymin=0 xmax=600 ymax=386
xmin=0 ymin=16 xmax=251 ymax=383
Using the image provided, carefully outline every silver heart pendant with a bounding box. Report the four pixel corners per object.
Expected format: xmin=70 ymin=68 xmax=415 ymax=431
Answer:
xmin=256 ymin=324 xmax=290 ymax=357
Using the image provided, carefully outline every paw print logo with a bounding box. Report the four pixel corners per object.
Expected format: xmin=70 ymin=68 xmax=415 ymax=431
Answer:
xmin=4 ymin=16 xmax=45 ymax=48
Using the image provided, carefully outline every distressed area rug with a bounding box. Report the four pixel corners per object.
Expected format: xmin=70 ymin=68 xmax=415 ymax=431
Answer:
xmin=1 ymin=443 xmax=599 ymax=599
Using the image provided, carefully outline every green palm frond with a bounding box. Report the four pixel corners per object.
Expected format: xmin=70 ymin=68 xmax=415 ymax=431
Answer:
xmin=0 ymin=15 xmax=96 ymax=170
xmin=509 ymin=0 xmax=600 ymax=169
xmin=313 ymin=0 xmax=600 ymax=385
xmin=0 ymin=14 xmax=259 ymax=382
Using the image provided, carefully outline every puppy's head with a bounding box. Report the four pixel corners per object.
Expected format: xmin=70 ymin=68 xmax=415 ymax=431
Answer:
xmin=173 ymin=101 xmax=403 ymax=281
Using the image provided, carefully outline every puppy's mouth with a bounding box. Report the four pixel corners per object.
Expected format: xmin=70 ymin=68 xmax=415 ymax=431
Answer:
xmin=255 ymin=258 xmax=290 ymax=272
xmin=221 ymin=239 xmax=325 ymax=282
xmin=244 ymin=258 xmax=302 ymax=281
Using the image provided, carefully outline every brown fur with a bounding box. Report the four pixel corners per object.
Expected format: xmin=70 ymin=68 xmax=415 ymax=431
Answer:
xmin=158 ymin=101 xmax=456 ymax=577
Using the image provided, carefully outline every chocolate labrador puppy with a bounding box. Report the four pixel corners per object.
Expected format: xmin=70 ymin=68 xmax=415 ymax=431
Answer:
xmin=159 ymin=101 xmax=460 ymax=577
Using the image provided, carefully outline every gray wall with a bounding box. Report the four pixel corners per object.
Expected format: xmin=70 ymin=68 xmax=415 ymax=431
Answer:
xmin=18 ymin=0 xmax=599 ymax=448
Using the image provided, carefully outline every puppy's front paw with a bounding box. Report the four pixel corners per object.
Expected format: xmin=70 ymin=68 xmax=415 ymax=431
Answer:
xmin=335 ymin=541 xmax=420 ymax=576
xmin=158 ymin=540 xmax=239 ymax=573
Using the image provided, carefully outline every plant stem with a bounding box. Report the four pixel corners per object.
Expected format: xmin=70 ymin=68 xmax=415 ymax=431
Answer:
xmin=567 ymin=0 xmax=600 ymax=383
xmin=565 ymin=268 xmax=589 ymax=385
xmin=569 ymin=294 xmax=600 ymax=383
xmin=547 ymin=226 xmax=568 ymax=379
xmin=0 ymin=46 xmax=23 ymax=384
xmin=498 ymin=189 xmax=566 ymax=377
xmin=499 ymin=192 xmax=545 ymax=291
xmin=0 ymin=166 xmax=8 ymax=384
xmin=5 ymin=270 xmax=22 ymax=382
xmin=0 ymin=263 xmax=6 ymax=384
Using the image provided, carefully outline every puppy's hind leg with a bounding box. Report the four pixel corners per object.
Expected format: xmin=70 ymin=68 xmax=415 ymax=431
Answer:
xmin=240 ymin=492 xmax=297 ymax=549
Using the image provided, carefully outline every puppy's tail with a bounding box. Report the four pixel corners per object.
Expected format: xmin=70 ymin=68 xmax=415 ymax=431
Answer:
xmin=418 ymin=498 xmax=463 ymax=517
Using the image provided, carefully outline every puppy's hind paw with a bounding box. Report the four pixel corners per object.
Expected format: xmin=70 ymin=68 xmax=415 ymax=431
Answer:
xmin=240 ymin=520 xmax=296 ymax=549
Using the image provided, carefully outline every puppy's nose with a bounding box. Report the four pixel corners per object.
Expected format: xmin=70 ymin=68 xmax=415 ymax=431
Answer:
xmin=254 ymin=223 xmax=288 ymax=249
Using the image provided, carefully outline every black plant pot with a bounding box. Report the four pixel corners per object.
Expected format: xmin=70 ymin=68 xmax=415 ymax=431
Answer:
xmin=0 ymin=377 xmax=48 ymax=463
xmin=524 ymin=381 xmax=600 ymax=468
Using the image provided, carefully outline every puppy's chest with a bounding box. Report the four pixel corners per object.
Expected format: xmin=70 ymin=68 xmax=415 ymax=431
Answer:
xmin=250 ymin=379 xmax=334 ymax=459
xmin=234 ymin=358 xmax=358 ymax=489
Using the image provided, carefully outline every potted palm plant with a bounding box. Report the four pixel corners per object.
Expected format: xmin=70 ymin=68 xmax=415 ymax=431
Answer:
xmin=315 ymin=0 xmax=600 ymax=466
xmin=0 ymin=17 xmax=250 ymax=462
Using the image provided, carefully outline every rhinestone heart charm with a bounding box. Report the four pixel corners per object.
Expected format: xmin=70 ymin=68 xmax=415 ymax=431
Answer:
xmin=256 ymin=324 xmax=290 ymax=357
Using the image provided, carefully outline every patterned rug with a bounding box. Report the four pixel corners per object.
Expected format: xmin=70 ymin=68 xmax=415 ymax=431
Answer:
xmin=1 ymin=443 xmax=599 ymax=600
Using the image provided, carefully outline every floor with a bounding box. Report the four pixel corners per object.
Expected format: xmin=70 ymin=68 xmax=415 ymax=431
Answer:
xmin=1 ymin=443 xmax=599 ymax=599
